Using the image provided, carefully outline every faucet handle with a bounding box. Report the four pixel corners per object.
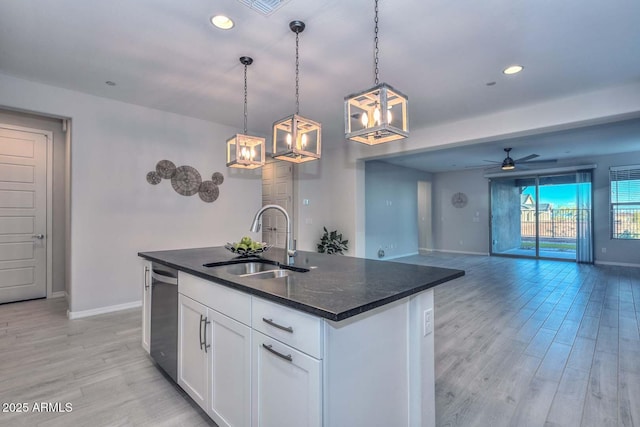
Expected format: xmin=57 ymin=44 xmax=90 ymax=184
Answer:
xmin=288 ymin=239 xmax=297 ymax=257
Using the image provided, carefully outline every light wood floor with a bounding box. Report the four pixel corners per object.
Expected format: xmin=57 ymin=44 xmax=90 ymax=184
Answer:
xmin=400 ymin=253 xmax=640 ymax=427
xmin=0 ymin=254 xmax=638 ymax=426
xmin=0 ymin=298 xmax=215 ymax=427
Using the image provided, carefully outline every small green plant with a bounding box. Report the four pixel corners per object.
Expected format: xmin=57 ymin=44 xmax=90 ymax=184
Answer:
xmin=317 ymin=227 xmax=349 ymax=255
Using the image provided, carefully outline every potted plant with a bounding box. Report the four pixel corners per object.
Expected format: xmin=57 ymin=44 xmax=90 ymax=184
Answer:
xmin=317 ymin=227 xmax=349 ymax=255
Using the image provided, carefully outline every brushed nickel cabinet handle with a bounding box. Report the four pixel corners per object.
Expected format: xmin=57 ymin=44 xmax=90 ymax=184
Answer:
xmin=203 ymin=317 xmax=211 ymax=353
xmin=262 ymin=343 xmax=292 ymax=362
xmin=199 ymin=315 xmax=204 ymax=350
xmin=144 ymin=266 xmax=150 ymax=290
xmin=262 ymin=317 xmax=294 ymax=333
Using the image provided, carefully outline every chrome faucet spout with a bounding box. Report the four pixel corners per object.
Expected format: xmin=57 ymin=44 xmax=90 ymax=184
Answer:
xmin=249 ymin=204 xmax=296 ymax=265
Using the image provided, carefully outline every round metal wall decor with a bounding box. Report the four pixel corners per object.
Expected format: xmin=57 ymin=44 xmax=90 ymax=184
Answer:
xmin=451 ymin=192 xmax=468 ymax=208
xmin=146 ymin=171 xmax=162 ymax=185
xmin=171 ymin=165 xmax=202 ymax=196
xmin=147 ymin=159 xmax=224 ymax=203
xmin=156 ymin=160 xmax=177 ymax=179
xmin=211 ymin=172 xmax=225 ymax=185
xmin=198 ymin=181 xmax=220 ymax=203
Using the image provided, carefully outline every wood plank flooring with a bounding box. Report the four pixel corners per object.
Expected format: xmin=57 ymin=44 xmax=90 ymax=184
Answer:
xmin=0 ymin=254 xmax=637 ymax=426
xmin=399 ymin=253 xmax=640 ymax=427
xmin=0 ymin=298 xmax=215 ymax=427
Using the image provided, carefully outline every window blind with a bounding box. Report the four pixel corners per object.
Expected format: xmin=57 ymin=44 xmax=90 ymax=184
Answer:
xmin=610 ymin=165 xmax=640 ymax=239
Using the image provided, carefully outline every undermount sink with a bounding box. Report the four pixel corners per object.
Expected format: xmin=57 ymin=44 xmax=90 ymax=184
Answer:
xmin=203 ymin=258 xmax=311 ymax=274
xmin=239 ymin=269 xmax=290 ymax=279
xmin=224 ymin=262 xmax=280 ymax=276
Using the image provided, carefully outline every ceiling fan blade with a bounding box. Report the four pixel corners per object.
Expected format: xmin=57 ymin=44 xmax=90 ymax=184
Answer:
xmin=515 ymin=154 xmax=539 ymax=162
xmin=483 ymin=160 xmax=501 ymax=164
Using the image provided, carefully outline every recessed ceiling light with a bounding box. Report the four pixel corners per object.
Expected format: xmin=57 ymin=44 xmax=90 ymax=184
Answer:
xmin=105 ymin=81 xmax=116 ymax=86
xmin=211 ymin=15 xmax=234 ymax=30
xmin=503 ymin=65 xmax=524 ymax=75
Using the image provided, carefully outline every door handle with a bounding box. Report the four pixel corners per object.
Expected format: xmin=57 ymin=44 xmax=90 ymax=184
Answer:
xmin=144 ymin=266 xmax=150 ymax=290
xmin=32 ymin=234 xmax=45 ymax=239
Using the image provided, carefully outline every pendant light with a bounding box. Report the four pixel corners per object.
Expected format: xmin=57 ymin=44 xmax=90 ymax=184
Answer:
xmin=226 ymin=56 xmax=266 ymax=169
xmin=344 ymin=0 xmax=409 ymax=145
xmin=272 ymin=20 xmax=321 ymax=163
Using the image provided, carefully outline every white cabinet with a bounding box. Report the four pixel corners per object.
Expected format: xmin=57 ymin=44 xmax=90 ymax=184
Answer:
xmin=175 ymin=271 xmax=436 ymax=427
xmin=177 ymin=294 xmax=208 ymax=409
xmin=251 ymin=331 xmax=321 ymax=427
xmin=208 ymin=308 xmax=251 ymax=427
xmin=178 ymin=273 xmax=252 ymax=427
xmin=141 ymin=260 xmax=151 ymax=353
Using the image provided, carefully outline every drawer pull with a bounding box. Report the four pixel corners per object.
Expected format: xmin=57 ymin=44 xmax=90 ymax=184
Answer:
xmin=199 ymin=315 xmax=204 ymax=350
xmin=262 ymin=343 xmax=293 ymax=362
xmin=262 ymin=317 xmax=294 ymax=333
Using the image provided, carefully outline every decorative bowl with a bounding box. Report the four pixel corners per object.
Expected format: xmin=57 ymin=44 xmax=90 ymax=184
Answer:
xmin=224 ymin=242 xmax=272 ymax=257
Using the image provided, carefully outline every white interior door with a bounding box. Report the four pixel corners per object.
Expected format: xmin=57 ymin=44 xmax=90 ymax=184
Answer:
xmin=261 ymin=161 xmax=292 ymax=248
xmin=0 ymin=126 xmax=47 ymax=303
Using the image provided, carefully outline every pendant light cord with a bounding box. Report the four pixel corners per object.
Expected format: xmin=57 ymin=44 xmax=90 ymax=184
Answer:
xmin=374 ymin=0 xmax=379 ymax=85
xmin=243 ymin=62 xmax=248 ymax=134
xmin=295 ymin=29 xmax=300 ymax=115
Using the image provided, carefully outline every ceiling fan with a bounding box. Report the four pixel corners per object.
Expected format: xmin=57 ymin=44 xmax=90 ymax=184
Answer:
xmin=484 ymin=148 xmax=540 ymax=171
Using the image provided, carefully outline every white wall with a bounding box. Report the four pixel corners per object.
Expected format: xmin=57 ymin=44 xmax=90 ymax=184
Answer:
xmin=365 ymin=161 xmax=432 ymax=259
xmin=432 ymin=169 xmax=490 ymax=255
xmin=0 ymin=73 xmax=262 ymax=314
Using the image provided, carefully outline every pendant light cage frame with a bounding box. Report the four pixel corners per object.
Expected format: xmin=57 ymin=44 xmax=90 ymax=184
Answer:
xmin=272 ymin=20 xmax=322 ymax=163
xmin=344 ymin=0 xmax=409 ymax=145
xmin=227 ymin=56 xmax=266 ymax=169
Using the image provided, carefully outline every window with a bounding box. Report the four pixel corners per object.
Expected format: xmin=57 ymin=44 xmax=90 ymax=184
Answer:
xmin=610 ymin=165 xmax=640 ymax=239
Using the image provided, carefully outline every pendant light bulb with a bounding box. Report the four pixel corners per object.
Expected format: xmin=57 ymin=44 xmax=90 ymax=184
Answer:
xmin=361 ymin=112 xmax=369 ymax=127
xmin=286 ymin=133 xmax=292 ymax=147
xmin=301 ymin=133 xmax=308 ymax=148
xmin=387 ymin=108 xmax=392 ymax=123
xmin=373 ymin=107 xmax=381 ymax=125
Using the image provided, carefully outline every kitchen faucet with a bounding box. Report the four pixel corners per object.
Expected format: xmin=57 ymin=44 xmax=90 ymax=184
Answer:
xmin=250 ymin=204 xmax=296 ymax=265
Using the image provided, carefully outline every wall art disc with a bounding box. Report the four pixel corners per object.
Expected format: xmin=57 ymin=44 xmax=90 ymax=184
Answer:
xmin=156 ymin=160 xmax=177 ymax=179
xmin=171 ymin=165 xmax=202 ymax=196
xmin=211 ymin=172 xmax=225 ymax=185
xmin=198 ymin=181 xmax=220 ymax=203
xmin=146 ymin=171 xmax=162 ymax=185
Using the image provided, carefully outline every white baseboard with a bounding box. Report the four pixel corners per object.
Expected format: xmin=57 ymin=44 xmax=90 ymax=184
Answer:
xmin=67 ymin=300 xmax=142 ymax=319
xmin=594 ymin=260 xmax=640 ymax=268
xmin=48 ymin=291 xmax=66 ymax=299
xmin=429 ymin=249 xmax=490 ymax=256
xmin=381 ymin=251 xmax=419 ymax=260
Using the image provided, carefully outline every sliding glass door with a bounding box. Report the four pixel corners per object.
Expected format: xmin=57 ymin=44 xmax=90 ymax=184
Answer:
xmin=490 ymin=171 xmax=593 ymax=262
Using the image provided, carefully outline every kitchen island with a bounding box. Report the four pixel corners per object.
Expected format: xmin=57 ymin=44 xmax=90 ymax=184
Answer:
xmin=139 ymin=246 xmax=464 ymax=427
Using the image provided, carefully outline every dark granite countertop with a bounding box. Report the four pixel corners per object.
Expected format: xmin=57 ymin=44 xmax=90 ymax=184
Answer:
xmin=138 ymin=246 xmax=464 ymax=322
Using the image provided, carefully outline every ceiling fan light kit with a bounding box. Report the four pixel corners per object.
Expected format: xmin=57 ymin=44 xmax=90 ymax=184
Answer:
xmin=501 ymin=148 xmax=516 ymax=170
xmin=344 ymin=0 xmax=409 ymax=145
xmin=272 ymin=20 xmax=322 ymax=163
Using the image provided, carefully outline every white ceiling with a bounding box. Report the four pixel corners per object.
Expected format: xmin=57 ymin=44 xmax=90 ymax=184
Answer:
xmin=1 ymin=0 xmax=639 ymax=169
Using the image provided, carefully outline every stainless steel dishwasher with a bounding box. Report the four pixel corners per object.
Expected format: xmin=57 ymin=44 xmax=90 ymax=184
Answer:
xmin=150 ymin=263 xmax=178 ymax=382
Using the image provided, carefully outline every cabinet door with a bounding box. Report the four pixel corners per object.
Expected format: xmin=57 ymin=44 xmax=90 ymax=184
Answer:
xmin=252 ymin=331 xmax=321 ymax=427
xmin=141 ymin=261 xmax=151 ymax=353
xmin=178 ymin=294 xmax=208 ymax=410
xmin=208 ymin=310 xmax=252 ymax=427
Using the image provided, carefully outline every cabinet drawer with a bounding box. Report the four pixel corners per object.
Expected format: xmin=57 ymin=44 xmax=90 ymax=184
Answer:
xmin=252 ymin=297 xmax=323 ymax=359
xmin=179 ymin=272 xmax=251 ymax=326
xmin=252 ymin=331 xmax=322 ymax=427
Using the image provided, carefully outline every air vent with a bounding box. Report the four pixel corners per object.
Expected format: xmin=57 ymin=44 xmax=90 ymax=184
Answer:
xmin=237 ymin=0 xmax=291 ymax=16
